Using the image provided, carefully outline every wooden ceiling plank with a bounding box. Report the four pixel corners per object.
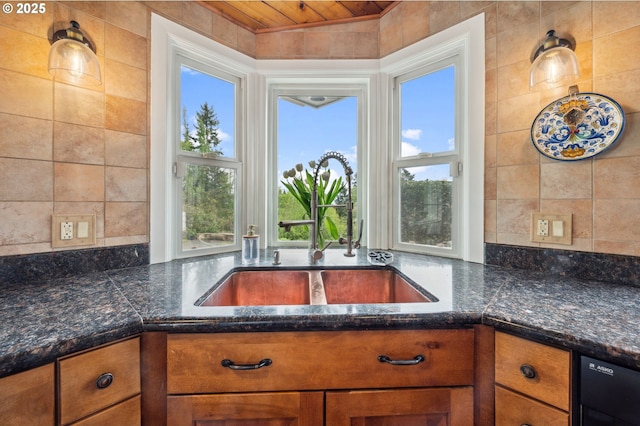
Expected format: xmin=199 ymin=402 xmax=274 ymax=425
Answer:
xmin=303 ymin=1 xmax=354 ymax=21
xmin=199 ymin=1 xmax=267 ymax=31
xmin=339 ymin=1 xmax=384 ymax=16
xmin=268 ymin=0 xmax=326 ymax=25
xmin=228 ymin=1 xmax=298 ymax=29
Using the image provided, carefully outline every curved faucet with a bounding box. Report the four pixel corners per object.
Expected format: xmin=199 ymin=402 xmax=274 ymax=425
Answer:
xmin=279 ymin=151 xmax=362 ymax=264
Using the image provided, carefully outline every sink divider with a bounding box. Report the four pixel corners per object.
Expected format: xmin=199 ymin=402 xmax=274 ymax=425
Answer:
xmin=308 ymin=271 xmax=328 ymax=305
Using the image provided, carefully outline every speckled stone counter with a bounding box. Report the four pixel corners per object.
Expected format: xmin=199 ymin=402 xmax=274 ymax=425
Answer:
xmin=2 ymin=248 xmax=640 ymax=378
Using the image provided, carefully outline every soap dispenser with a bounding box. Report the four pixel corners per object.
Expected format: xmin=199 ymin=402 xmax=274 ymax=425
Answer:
xmin=242 ymin=225 xmax=259 ymax=264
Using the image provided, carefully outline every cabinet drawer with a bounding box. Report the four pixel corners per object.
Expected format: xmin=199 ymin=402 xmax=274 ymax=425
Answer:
xmin=167 ymin=329 xmax=474 ymax=394
xmin=0 ymin=364 xmax=54 ymax=425
xmin=69 ymin=395 xmax=140 ymax=426
xmin=59 ymin=337 xmax=141 ymax=425
xmin=495 ymin=332 xmax=570 ymax=410
xmin=495 ymin=385 xmax=568 ymax=426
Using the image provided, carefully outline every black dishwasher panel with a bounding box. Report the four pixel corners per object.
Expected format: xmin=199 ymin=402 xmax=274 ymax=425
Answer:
xmin=581 ymin=355 xmax=640 ymax=425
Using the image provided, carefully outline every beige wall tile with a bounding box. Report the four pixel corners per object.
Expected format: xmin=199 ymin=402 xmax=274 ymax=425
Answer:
xmin=53 ymin=122 xmax=105 ymax=165
xmin=0 ymin=70 xmax=52 ymax=120
xmin=106 ymin=1 xmax=148 ymax=37
xmin=54 ymin=83 xmax=105 ymax=128
xmin=428 ymin=2 xmax=460 ymax=36
xmin=594 ymin=198 xmax=640 ymax=243
xmin=237 ymin=26 xmax=257 ymax=57
xmin=0 ymin=114 xmax=52 ymax=161
xmin=0 ymin=202 xmax=52 ymax=245
xmin=402 ymin=2 xmax=429 ymax=46
xmin=184 ymin=2 xmax=213 ymax=38
xmin=146 ymin=1 xmax=183 ymax=23
xmin=594 ymin=26 xmax=640 ymax=77
xmin=594 ymin=156 xmax=640 ymax=199
xmin=54 ymin=201 xmax=105 ymax=238
xmin=540 ymin=199 xmax=593 ymax=239
xmin=497 ymin=164 xmax=540 ymax=200
xmin=54 ymin=163 xmax=104 ymax=202
xmin=0 ymin=158 xmax=53 ymax=201
xmin=105 ymin=201 xmax=147 ymax=237
xmin=280 ymin=32 xmax=305 ymax=58
xmin=496 ymin=198 xmax=539 ymax=235
xmin=105 ymin=95 xmax=147 ymax=135
xmin=485 ymin=134 xmax=497 ymax=168
xmin=379 ymin=5 xmax=403 ymax=56
xmin=54 ymin=3 xmax=106 ymax=56
xmin=212 ymin=13 xmax=238 ymax=48
xmin=496 ymin=1 xmax=539 ymax=35
xmin=485 ymin=199 xmax=497 ymax=234
xmin=105 ymin=59 xmax=147 ymax=102
xmin=106 ymin=167 xmax=147 ymax=202
xmin=598 ymin=112 xmax=640 ymax=158
xmin=497 ymin=61 xmax=530 ymax=101
xmin=256 ymin=33 xmax=281 ymax=58
xmin=594 ymin=69 xmax=640 ymax=114
xmin=354 ymin=32 xmax=378 ymax=59
xmin=594 ymin=1 xmax=640 ymax=37
xmin=105 ymin=130 xmax=147 ymax=168
xmin=496 ymin=130 xmax=538 ymax=166
xmin=305 ymin=32 xmax=330 ymax=58
xmin=104 ymin=23 xmax=147 ymax=70
xmin=594 ymin=239 xmax=640 ymax=257
xmin=541 ymin=161 xmax=592 ymax=199
xmin=485 ymin=165 xmax=497 ymax=200
xmin=329 ymin=32 xmax=356 ymax=58
xmin=496 ymin=92 xmax=540 ymax=134
xmin=496 ymin=23 xmax=538 ymax=68
xmin=0 ymin=26 xmax=51 ymax=80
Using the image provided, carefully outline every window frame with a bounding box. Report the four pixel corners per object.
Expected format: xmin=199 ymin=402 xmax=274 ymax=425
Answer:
xmin=173 ymin=56 xmax=243 ymax=258
xmin=266 ymin=83 xmax=368 ymax=248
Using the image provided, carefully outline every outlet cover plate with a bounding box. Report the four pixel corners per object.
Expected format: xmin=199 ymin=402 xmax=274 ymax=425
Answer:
xmin=52 ymin=214 xmax=96 ymax=248
xmin=531 ymin=213 xmax=572 ymax=245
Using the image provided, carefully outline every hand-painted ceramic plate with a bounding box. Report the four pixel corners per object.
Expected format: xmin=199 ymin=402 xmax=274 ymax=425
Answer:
xmin=531 ymin=92 xmax=625 ymax=161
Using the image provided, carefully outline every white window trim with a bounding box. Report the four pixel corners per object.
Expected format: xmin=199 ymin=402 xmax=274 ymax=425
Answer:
xmin=380 ymin=13 xmax=485 ymax=263
xmin=150 ymin=14 xmax=255 ymax=263
xmin=150 ymin=13 xmax=484 ymax=264
xmin=265 ymin=82 xmax=369 ymax=248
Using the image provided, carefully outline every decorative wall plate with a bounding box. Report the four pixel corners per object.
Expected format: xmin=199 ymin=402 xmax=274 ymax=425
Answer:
xmin=531 ymin=92 xmax=625 ymax=161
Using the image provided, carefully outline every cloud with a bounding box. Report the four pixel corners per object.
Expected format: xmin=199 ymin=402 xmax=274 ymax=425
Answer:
xmin=401 ymin=141 xmax=422 ymax=157
xmin=402 ymin=128 xmax=422 ymax=140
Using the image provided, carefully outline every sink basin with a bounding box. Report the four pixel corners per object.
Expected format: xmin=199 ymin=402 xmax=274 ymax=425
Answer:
xmin=199 ymin=270 xmax=311 ymax=306
xmin=321 ymin=269 xmax=431 ymax=304
xmin=197 ymin=268 xmax=433 ymax=307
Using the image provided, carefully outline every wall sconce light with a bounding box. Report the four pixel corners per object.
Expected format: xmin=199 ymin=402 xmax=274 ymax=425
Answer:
xmin=48 ymin=21 xmax=101 ymax=86
xmin=530 ymin=30 xmax=579 ymax=89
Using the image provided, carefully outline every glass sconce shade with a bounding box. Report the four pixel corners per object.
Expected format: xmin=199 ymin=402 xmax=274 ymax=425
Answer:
xmin=530 ymin=30 xmax=579 ymax=89
xmin=48 ymin=21 xmax=101 ymax=86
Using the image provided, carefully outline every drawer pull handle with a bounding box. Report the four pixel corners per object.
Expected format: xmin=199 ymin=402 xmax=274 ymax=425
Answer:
xmin=520 ymin=364 xmax=537 ymax=379
xmin=96 ymin=372 xmax=114 ymax=389
xmin=221 ymin=358 xmax=272 ymax=370
xmin=377 ymin=354 xmax=425 ymax=366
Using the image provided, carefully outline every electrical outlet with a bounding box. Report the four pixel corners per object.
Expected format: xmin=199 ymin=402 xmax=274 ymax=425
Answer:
xmin=52 ymin=214 xmax=96 ymax=248
xmin=61 ymin=221 xmax=73 ymax=240
xmin=531 ymin=213 xmax=572 ymax=245
xmin=537 ymin=219 xmax=549 ymax=237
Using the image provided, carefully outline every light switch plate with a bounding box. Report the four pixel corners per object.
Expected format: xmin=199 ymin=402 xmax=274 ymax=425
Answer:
xmin=531 ymin=213 xmax=572 ymax=245
xmin=52 ymin=214 xmax=96 ymax=248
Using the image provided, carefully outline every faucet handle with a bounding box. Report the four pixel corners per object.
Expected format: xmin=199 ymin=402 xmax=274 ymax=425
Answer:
xmin=354 ymin=219 xmax=364 ymax=249
xmin=311 ymin=241 xmax=332 ymax=263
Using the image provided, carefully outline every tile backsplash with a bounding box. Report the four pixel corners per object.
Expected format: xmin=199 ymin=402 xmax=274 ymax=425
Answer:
xmin=1 ymin=1 xmax=640 ymax=268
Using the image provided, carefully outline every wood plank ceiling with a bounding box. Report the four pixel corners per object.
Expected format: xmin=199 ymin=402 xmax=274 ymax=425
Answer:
xmin=197 ymin=1 xmax=397 ymax=33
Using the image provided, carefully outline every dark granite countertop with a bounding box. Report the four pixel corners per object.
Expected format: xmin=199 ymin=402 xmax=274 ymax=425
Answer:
xmin=3 ymin=248 xmax=640 ymax=378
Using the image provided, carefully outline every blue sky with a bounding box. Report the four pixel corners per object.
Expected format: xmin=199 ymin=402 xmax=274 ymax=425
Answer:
xmin=180 ymin=64 xmax=455 ymax=182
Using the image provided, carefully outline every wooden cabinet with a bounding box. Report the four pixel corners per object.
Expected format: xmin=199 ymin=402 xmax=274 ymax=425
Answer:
xmin=0 ymin=363 xmax=55 ymax=425
xmin=166 ymin=329 xmax=475 ymax=425
xmin=494 ymin=331 xmax=571 ymax=426
xmin=58 ymin=337 xmax=141 ymax=425
xmin=326 ymin=387 xmax=474 ymax=425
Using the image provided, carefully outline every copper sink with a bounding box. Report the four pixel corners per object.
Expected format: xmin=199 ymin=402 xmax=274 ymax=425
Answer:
xmin=198 ymin=269 xmax=433 ymax=307
xmin=199 ymin=270 xmax=311 ymax=306
xmin=321 ymin=269 xmax=432 ymax=304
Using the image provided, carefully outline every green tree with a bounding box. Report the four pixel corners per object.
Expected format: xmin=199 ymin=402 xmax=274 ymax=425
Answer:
xmin=181 ymin=103 xmax=234 ymax=242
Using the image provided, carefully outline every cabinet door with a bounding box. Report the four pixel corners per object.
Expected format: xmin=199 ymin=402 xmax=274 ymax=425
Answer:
xmin=0 ymin=364 xmax=54 ymax=425
xmin=326 ymin=387 xmax=473 ymax=426
xmin=167 ymin=391 xmax=323 ymax=426
xmin=495 ymin=386 xmax=568 ymax=426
